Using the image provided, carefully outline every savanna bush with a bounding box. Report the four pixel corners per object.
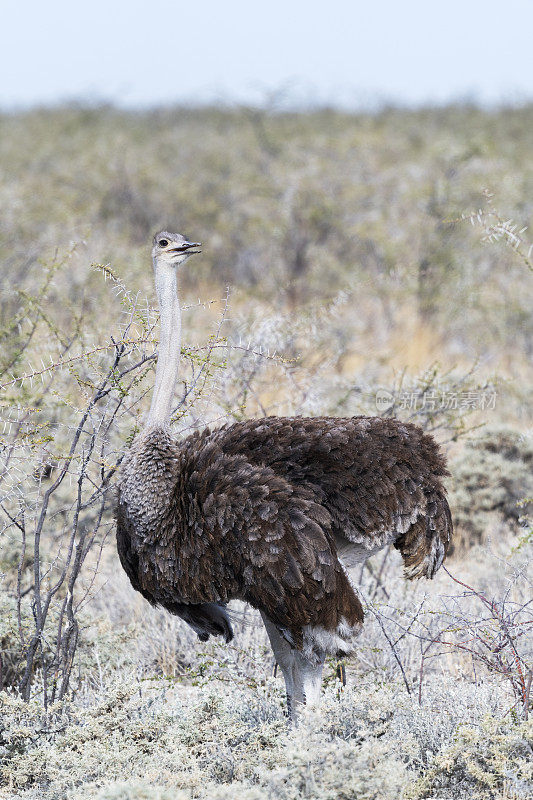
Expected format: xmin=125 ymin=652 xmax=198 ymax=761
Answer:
xmin=1 ymin=102 xmax=532 ymax=800
xmin=449 ymin=426 xmax=533 ymax=550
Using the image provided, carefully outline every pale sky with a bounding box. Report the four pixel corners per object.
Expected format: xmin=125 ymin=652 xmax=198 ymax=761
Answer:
xmin=1 ymin=0 xmax=532 ymax=109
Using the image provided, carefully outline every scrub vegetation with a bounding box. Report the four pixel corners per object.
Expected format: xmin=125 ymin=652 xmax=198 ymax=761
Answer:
xmin=0 ymin=102 xmax=532 ymax=799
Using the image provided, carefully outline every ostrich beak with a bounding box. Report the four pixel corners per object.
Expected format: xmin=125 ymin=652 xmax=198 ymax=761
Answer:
xmin=169 ymin=241 xmax=202 ymax=254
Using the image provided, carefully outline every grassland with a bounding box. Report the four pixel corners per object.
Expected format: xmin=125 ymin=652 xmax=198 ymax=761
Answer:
xmin=0 ymin=103 xmax=532 ymax=799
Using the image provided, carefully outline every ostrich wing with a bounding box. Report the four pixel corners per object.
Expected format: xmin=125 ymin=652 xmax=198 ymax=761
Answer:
xmin=210 ymin=415 xmax=452 ymax=574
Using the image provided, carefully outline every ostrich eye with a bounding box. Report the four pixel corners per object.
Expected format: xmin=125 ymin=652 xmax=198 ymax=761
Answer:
xmin=159 ymin=239 xmax=169 ymax=247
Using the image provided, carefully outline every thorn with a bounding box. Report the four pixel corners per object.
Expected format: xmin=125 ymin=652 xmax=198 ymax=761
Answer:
xmin=336 ymin=662 xmax=346 ymax=687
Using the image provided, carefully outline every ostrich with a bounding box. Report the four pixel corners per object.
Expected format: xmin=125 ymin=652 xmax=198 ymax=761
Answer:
xmin=116 ymin=230 xmax=453 ymax=718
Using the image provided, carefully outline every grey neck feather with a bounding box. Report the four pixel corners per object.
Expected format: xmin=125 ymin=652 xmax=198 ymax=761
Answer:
xmin=144 ymin=258 xmax=181 ymax=430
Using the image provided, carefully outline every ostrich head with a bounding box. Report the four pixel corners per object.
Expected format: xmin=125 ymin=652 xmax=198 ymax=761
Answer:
xmin=152 ymin=230 xmax=202 ymax=268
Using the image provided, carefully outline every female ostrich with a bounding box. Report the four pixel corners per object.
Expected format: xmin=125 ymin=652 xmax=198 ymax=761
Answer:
xmin=117 ymin=230 xmax=453 ymax=718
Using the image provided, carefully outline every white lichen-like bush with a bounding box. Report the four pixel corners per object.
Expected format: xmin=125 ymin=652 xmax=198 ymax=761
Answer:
xmin=0 ymin=676 xmax=531 ymax=800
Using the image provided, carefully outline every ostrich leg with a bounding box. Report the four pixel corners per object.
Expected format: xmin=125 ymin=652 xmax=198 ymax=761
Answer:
xmin=293 ymin=649 xmax=325 ymax=709
xmin=261 ymin=613 xmax=325 ymax=719
xmin=261 ymin=613 xmax=297 ymax=716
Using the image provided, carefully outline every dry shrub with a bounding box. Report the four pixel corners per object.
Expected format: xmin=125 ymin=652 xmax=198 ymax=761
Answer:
xmin=449 ymin=426 xmax=533 ymax=551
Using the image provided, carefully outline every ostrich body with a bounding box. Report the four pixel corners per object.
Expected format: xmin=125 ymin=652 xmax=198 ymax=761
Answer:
xmin=117 ymin=231 xmax=453 ymax=717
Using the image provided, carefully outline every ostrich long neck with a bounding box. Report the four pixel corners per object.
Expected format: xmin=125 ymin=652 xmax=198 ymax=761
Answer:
xmin=145 ymin=261 xmax=181 ymax=429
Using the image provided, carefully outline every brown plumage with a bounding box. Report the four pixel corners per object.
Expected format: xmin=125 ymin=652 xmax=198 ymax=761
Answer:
xmin=116 ymin=231 xmax=453 ymax=717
